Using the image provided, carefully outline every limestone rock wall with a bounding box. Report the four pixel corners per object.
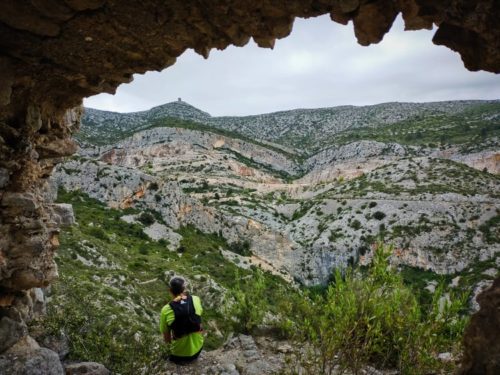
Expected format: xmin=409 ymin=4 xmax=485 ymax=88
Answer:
xmin=458 ymin=278 xmax=500 ymax=375
xmin=0 ymin=105 xmax=80 ymax=368
xmin=0 ymin=107 xmax=79 ymax=292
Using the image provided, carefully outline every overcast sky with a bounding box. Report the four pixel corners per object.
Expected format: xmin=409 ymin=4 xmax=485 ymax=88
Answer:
xmin=84 ymin=15 xmax=500 ymax=116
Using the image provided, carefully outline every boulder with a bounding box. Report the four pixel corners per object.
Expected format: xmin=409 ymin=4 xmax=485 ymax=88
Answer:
xmin=0 ymin=336 xmax=63 ymax=375
xmin=1 ymin=192 xmax=38 ymax=213
xmin=458 ymin=277 xmax=500 ymax=375
xmin=30 ymin=288 xmax=47 ymax=318
xmin=39 ymin=332 xmax=70 ymax=360
xmin=0 ymin=316 xmax=27 ymax=353
xmin=51 ymin=203 xmax=75 ymax=227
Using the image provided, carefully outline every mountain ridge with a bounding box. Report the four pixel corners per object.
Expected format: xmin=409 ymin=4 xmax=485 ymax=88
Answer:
xmin=80 ymin=99 xmax=500 ymax=156
xmin=86 ymin=98 xmax=500 ymax=117
xmin=58 ymin=99 xmax=500 ymax=285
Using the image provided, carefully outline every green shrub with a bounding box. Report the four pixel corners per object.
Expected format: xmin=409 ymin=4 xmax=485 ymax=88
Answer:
xmin=88 ymin=227 xmax=109 ymax=242
xmin=350 ymin=219 xmax=361 ymax=230
xmin=328 ymin=229 xmax=344 ymax=242
xmin=228 ymin=240 xmax=252 ymax=256
xmin=226 ymin=269 xmax=267 ymax=334
xmin=479 ymin=213 xmax=500 ymax=243
xmin=32 ymin=280 xmax=169 ymax=375
xmin=158 ymin=239 xmax=169 ymax=247
xmin=137 ymin=212 xmax=155 ymax=226
xmin=280 ymin=244 xmax=468 ymax=375
xmin=138 ymin=245 xmax=149 ymax=255
xmin=373 ymin=211 xmax=386 ymax=220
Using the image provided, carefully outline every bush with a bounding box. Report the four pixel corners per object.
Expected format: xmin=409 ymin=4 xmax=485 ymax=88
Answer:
xmin=228 ymin=240 xmax=252 ymax=256
xmin=350 ymin=219 xmax=361 ymax=230
xmin=138 ymin=245 xmax=149 ymax=255
xmin=88 ymin=227 xmax=109 ymax=242
xmin=158 ymin=239 xmax=169 ymax=247
xmin=32 ymin=280 xmax=169 ymax=375
xmin=280 ymin=244 xmax=468 ymax=375
xmin=226 ymin=269 xmax=267 ymax=334
xmin=137 ymin=212 xmax=155 ymax=226
xmin=373 ymin=211 xmax=386 ymax=220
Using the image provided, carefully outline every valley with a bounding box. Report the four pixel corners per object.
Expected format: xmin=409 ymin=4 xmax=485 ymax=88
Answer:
xmin=39 ymin=99 xmax=500 ymax=374
xmin=58 ymin=99 xmax=500 ymax=285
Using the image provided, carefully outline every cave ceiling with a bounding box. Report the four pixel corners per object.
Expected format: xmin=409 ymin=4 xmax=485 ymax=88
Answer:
xmin=0 ymin=0 xmax=499 ymax=121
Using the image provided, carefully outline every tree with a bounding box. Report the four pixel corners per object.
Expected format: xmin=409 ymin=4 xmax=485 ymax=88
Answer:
xmin=227 ymin=269 xmax=267 ymax=334
xmin=280 ymin=244 xmax=468 ymax=375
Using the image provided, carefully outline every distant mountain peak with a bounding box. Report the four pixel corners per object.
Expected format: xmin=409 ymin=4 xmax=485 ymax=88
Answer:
xmin=147 ymin=100 xmax=211 ymax=119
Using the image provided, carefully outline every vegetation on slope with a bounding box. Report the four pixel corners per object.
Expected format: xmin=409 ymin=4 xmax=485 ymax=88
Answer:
xmin=323 ymin=157 xmax=500 ymax=198
xmin=41 ymin=99 xmax=500 ymax=373
xmin=30 ymin=189 xmax=471 ymax=374
xmin=81 ymin=101 xmax=500 ymax=163
xmin=30 ymin=189 xmax=297 ymax=374
xmin=324 ymin=102 xmax=500 ymax=151
xmin=280 ymin=245 xmax=469 ymax=375
xmin=77 ymin=115 xmax=300 ymax=162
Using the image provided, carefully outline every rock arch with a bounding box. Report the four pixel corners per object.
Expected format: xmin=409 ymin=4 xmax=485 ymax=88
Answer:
xmin=0 ymin=1 xmax=499 ymax=373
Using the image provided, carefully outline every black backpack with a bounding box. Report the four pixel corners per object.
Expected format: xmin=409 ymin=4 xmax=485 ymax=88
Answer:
xmin=169 ymin=295 xmax=202 ymax=339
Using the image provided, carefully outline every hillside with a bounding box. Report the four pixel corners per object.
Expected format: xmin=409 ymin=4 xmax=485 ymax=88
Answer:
xmin=81 ymin=101 xmax=211 ymax=145
xmin=54 ymin=99 xmax=500 ymax=285
xmin=79 ymin=100 xmax=500 ymax=155
xmin=39 ymin=99 xmax=500 ymax=373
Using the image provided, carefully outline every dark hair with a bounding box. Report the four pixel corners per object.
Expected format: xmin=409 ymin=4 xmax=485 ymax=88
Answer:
xmin=169 ymin=277 xmax=185 ymax=296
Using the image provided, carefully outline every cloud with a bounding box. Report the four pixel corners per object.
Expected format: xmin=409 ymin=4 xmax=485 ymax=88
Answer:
xmin=84 ymin=15 xmax=500 ymax=116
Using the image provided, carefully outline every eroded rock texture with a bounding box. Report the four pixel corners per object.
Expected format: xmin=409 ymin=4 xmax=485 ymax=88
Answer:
xmin=458 ymin=278 xmax=500 ymax=375
xmin=0 ymin=107 xmax=80 ymax=291
xmin=0 ymin=0 xmax=499 ymax=372
xmin=0 ymin=0 xmax=499 ymax=120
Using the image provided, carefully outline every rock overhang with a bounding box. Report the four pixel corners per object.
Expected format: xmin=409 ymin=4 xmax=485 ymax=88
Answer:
xmin=0 ymin=0 xmax=499 ymax=120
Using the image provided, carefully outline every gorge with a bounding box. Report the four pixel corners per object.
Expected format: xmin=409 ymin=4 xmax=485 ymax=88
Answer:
xmin=31 ymin=99 xmax=500 ymax=373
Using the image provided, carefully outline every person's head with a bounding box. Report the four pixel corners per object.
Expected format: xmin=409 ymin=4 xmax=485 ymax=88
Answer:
xmin=169 ymin=276 xmax=185 ymax=297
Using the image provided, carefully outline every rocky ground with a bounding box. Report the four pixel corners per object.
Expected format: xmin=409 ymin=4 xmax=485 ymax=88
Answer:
xmin=158 ymin=335 xmax=403 ymax=375
xmin=159 ymin=335 xmax=287 ymax=375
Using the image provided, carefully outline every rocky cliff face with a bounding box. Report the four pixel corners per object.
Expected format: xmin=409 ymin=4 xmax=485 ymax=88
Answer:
xmin=52 ymin=102 xmax=500 ymax=288
xmin=0 ymin=105 xmax=81 ymax=374
xmin=0 ymin=107 xmax=79 ymax=291
xmin=100 ymin=127 xmax=300 ymax=177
